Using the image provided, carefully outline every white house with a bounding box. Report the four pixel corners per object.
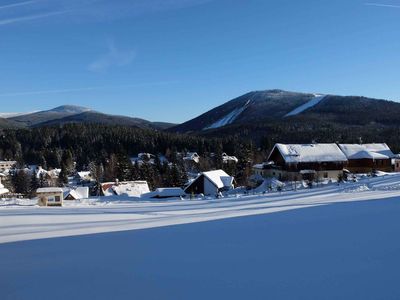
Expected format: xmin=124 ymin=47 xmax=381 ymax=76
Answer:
xmin=222 ymin=153 xmax=239 ymax=164
xmin=0 ymin=173 xmax=9 ymax=195
xmin=64 ymin=187 xmax=90 ymax=200
xmin=185 ymin=170 xmax=234 ymax=196
xmin=183 ymin=152 xmax=200 ymax=164
xmin=37 ymin=187 xmax=64 ymax=207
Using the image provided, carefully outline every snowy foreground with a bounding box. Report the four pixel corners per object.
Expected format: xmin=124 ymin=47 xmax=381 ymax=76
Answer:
xmin=1 ymin=175 xmax=400 ymax=299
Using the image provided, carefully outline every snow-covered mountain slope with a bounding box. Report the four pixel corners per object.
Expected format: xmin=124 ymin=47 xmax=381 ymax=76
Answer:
xmin=172 ymin=90 xmax=315 ymax=132
xmin=5 ymin=105 xmax=174 ymax=130
xmin=203 ymin=100 xmax=250 ymax=130
xmin=285 ymin=94 xmax=327 ymax=117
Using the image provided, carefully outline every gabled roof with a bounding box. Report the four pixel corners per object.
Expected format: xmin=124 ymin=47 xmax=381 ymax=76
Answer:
xmin=269 ymin=143 xmax=348 ymax=163
xmin=37 ymin=187 xmax=63 ymax=193
xmin=363 ymin=143 xmax=394 ymax=158
xmin=338 ymin=144 xmax=393 ymax=160
xmin=203 ymin=170 xmax=233 ymax=188
xmin=65 ymin=187 xmax=89 ymax=200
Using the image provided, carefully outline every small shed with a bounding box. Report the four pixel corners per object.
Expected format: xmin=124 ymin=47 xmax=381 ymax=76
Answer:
xmin=37 ymin=187 xmax=64 ymax=207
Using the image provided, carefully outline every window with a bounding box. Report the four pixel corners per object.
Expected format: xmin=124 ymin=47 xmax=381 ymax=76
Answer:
xmin=324 ymin=172 xmax=328 ymax=178
xmin=55 ymin=196 xmax=61 ymax=202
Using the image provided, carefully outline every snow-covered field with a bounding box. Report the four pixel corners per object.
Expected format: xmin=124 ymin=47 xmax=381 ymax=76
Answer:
xmin=1 ymin=174 xmax=400 ymax=299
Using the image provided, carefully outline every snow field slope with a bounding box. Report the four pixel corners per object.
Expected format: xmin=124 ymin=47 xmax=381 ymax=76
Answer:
xmin=1 ymin=193 xmax=400 ymax=299
xmin=285 ymin=94 xmax=327 ymax=117
xmin=1 ymin=174 xmax=400 ymax=244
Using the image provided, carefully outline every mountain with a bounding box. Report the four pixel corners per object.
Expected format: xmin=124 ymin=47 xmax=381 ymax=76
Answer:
xmin=5 ymin=105 xmax=175 ymax=130
xmin=171 ymin=90 xmax=316 ymax=132
xmin=171 ymin=89 xmax=400 ymax=133
xmin=0 ymin=117 xmax=22 ymax=129
xmin=36 ymin=111 xmax=175 ymax=130
xmin=168 ymin=89 xmax=400 ymax=149
xmin=9 ymin=105 xmax=92 ymax=127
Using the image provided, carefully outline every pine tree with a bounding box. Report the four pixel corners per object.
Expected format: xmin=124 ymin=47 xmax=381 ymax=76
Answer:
xmin=58 ymin=163 xmax=68 ymax=187
xmin=12 ymin=170 xmax=31 ymax=196
xmin=30 ymin=172 xmax=39 ymax=197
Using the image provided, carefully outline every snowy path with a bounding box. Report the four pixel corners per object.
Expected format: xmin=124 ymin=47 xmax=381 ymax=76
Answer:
xmin=1 ymin=174 xmax=400 ymax=244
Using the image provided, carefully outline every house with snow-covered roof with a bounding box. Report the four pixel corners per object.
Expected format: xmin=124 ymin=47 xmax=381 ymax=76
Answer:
xmin=64 ymin=187 xmax=90 ymax=200
xmin=185 ymin=169 xmax=234 ymax=196
xmin=266 ymin=143 xmax=348 ymax=181
xmin=100 ymin=180 xmax=150 ymax=197
xmin=222 ymin=153 xmax=238 ymax=164
xmin=338 ymin=143 xmax=393 ymax=173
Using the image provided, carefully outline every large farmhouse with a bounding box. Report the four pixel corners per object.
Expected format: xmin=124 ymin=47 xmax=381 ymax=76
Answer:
xmin=338 ymin=143 xmax=394 ymax=173
xmin=266 ymin=143 xmax=348 ymax=181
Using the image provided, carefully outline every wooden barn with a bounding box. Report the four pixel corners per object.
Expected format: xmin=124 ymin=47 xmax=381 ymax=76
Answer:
xmin=266 ymin=143 xmax=348 ymax=182
xmin=338 ymin=143 xmax=394 ymax=173
xmin=185 ymin=170 xmax=234 ymax=196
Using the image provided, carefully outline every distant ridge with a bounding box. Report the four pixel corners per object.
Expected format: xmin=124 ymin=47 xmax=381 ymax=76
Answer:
xmin=1 ymin=104 xmax=175 ymax=130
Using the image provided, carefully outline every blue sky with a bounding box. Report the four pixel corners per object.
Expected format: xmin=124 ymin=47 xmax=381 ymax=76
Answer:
xmin=0 ymin=0 xmax=399 ymax=123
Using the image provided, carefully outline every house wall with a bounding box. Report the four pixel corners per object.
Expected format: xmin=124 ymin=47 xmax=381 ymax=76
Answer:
xmin=185 ymin=175 xmax=220 ymax=196
xmin=264 ymin=169 xmax=343 ymax=182
xmin=37 ymin=192 xmax=63 ymax=207
xmin=185 ymin=175 xmax=205 ymax=195
xmin=394 ymin=159 xmax=400 ymax=172
xmin=347 ymin=158 xmax=392 ymax=173
xmin=204 ymin=178 xmax=218 ymax=196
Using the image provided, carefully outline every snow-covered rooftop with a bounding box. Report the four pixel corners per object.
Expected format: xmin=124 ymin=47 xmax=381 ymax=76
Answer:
xmin=37 ymin=187 xmax=63 ymax=193
xmin=270 ymin=143 xmax=348 ymax=163
xmin=338 ymin=144 xmax=393 ymax=160
xmin=203 ymin=170 xmax=233 ymax=188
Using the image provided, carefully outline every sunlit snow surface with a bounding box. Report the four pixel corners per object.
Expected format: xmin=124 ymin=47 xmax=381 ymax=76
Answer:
xmin=285 ymin=94 xmax=327 ymax=117
xmin=203 ymin=100 xmax=250 ymax=130
xmin=1 ymin=174 xmax=400 ymax=299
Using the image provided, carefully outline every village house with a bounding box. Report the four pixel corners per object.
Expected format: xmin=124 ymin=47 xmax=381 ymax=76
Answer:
xmin=265 ymin=143 xmax=348 ymax=182
xmin=101 ymin=180 xmax=150 ymax=197
xmin=37 ymin=187 xmax=64 ymax=207
xmin=64 ymin=187 xmax=90 ymax=200
xmin=75 ymin=171 xmax=94 ymax=185
xmin=185 ymin=169 xmax=234 ymax=196
xmin=0 ymin=160 xmax=16 ymax=173
xmin=338 ymin=143 xmax=394 ymax=173
xmin=0 ymin=173 xmax=9 ymax=196
xmin=222 ymin=153 xmax=239 ymax=164
xmin=183 ymin=152 xmax=200 ymax=164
